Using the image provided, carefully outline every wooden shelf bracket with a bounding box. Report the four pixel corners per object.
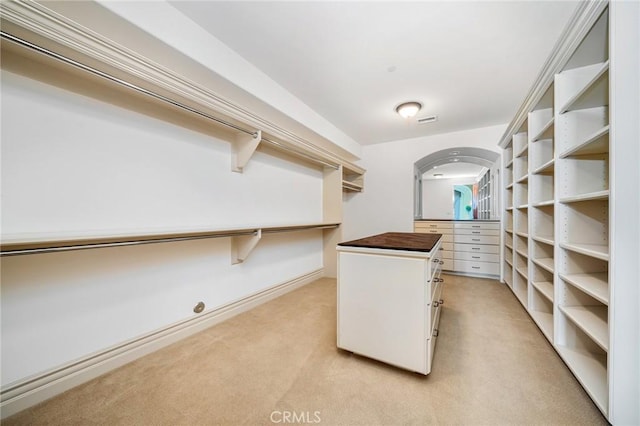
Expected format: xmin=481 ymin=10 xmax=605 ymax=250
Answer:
xmin=232 ymin=130 xmax=262 ymax=173
xmin=230 ymin=229 xmax=262 ymax=264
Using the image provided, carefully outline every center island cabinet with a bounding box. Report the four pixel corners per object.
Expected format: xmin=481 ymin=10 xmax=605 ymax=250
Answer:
xmin=336 ymin=232 xmax=444 ymax=375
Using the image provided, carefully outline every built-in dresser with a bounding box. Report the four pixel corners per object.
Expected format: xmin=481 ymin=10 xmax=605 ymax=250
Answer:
xmin=414 ymin=220 xmax=500 ymax=277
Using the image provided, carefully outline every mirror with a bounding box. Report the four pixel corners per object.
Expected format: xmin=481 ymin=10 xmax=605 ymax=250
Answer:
xmin=413 ymin=147 xmax=501 ymax=221
xmin=453 ymin=184 xmax=474 ymax=220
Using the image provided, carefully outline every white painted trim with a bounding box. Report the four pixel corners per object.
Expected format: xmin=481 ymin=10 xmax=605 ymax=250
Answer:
xmin=0 ymin=269 xmax=324 ymax=419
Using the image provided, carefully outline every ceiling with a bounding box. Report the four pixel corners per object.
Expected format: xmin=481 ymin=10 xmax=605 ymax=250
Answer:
xmin=422 ymin=162 xmax=486 ymax=180
xmin=169 ymin=1 xmax=579 ymax=146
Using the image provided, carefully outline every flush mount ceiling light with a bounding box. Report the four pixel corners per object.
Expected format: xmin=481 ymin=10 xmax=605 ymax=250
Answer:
xmin=395 ymin=101 xmax=422 ymax=119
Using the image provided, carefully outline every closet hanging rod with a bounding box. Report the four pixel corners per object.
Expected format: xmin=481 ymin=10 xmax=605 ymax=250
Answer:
xmin=0 ymin=223 xmax=340 ymax=257
xmin=0 ymin=31 xmax=339 ymax=170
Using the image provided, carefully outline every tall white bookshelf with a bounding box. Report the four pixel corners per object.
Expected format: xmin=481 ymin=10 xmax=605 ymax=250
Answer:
xmin=499 ymin=1 xmax=639 ymax=423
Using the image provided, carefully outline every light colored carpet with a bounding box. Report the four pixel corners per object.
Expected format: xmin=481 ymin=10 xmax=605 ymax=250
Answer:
xmin=4 ymin=275 xmax=606 ymax=425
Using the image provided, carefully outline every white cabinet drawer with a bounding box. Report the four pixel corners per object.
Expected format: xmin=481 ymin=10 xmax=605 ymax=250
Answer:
xmin=454 ymin=243 xmax=499 ymax=254
xmin=441 ymin=242 xmax=454 ymax=251
xmin=455 ymin=228 xmax=499 ymax=236
xmin=415 ymin=221 xmax=454 ymax=230
xmin=430 ymin=281 xmax=444 ymax=331
xmin=454 ymin=222 xmax=500 ymax=230
xmin=454 ymin=235 xmax=499 ymax=245
xmin=440 ymin=258 xmax=454 ymax=271
xmin=441 ymin=249 xmax=454 ymax=259
xmin=417 ymin=229 xmax=453 ymax=242
xmin=426 ymin=301 xmax=443 ymax=373
xmin=454 ymin=260 xmax=500 ymax=275
xmin=454 ymin=251 xmax=499 ymax=262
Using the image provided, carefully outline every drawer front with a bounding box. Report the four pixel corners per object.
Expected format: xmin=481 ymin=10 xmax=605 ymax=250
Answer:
xmin=454 ymin=251 xmax=499 ymax=262
xmin=417 ymin=229 xmax=453 ymax=242
xmin=454 ymin=222 xmax=500 ymax=230
xmin=440 ymin=258 xmax=454 ymax=271
xmin=454 ymin=235 xmax=499 ymax=245
xmin=428 ymin=260 xmax=441 ymax=283
xmin=454 ymin=243 xmax=499 ymax=254
xmin=454 ymin=260 xmax=500 ymax=275
xmin=441 ymin=249 xmax=454 ymax=259
xmin=441 ymin=242 xmax=454 ymax=251
xmin=455 ymin=228 xmax=499 ymax=236
xmin=430 ymin=282 xmax=444 ymax=330
xmin=415 ymin=221 xmax=454 ymax=230
xmin=415 ymin=227 xmax=453 ymax=235
xmin=426 ymin=301 xmax=443 ymax=375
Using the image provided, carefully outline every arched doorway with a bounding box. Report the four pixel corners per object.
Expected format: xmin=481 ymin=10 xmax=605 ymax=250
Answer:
xmin=414 ymin=147 xmax=500 ymax=219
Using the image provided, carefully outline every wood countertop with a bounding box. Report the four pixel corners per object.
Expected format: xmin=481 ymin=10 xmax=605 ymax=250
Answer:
xmin=338 ymin=232 xmax=441 ymax=252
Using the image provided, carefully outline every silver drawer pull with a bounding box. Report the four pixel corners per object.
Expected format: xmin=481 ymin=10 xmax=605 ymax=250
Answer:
xmin=471 ymin=247 xmax=481 ymax=250
xmin=430 ymin=225 xmax=437 ymax=227
xmin=472 ymin=266 xmax=481 ymax=269
xmin=472 ymin=256 xmax=481 ymax=259
xmin=433 ymin=329 xmax=439 ymax=337
xmin=472 ymin=231 xmax=481 ymax=234
xmin=472 ymin=225 xmax=480 ymax=228
xmin=472 ymin=239 xmax=481 ymax=241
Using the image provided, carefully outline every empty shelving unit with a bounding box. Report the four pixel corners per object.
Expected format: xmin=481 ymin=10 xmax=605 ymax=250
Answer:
xmin=498 ymin=1 xmax=639 ymax=423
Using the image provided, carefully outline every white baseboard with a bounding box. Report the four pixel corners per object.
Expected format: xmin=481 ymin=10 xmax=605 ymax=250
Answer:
xmin=0 ymin=268 xmax=324 ymax=419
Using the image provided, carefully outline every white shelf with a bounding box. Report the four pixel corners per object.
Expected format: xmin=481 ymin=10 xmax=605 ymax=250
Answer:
xmin=531 ymin=117 xmax=555 ymax=142
xmin=560 ymin=273 xmax=608 ymax=305
xmin=516 ymin=249 xmax=528 ymax=258
xmin=516 ymin=204 xmax=528 ymax=210
xmin=559 ymin=305 xmax=609 ymax=352
xmin=342 ymin=180 xmax=363 ymax=192
xmin=505 ymin=158 xmax=514 ymax=168
xmin=515 ymin=231 xmax=529 ymax=238
xmin=514 ymin=286 xmax=528 ymax=308
xmin=505 ymin=228 xmax=514 ymax=234
xmin=530 ymin=310 xmax=553 ymax=341
xmin=516 ymin=266 xmax=528 ymax=278
xmin=555 ymin=345 xmax=608 ymax=415
xmin=559 ymin=61 xmax=609 ymax=114
xmin=506 ymin=182 xmax=514 ymax=189
xmin=532 ymin=281 xmax=554 ymax=302
xmin=533 ymin=257 xmax=554 ymax=273
xmin=505 ymin=241 xmax=513 ymax=250
xmin=531 ymin=235 xmax=554 ymax=246
xmin=505 ymin=206 xmax=514 ymax=211
xmin=532 ymin=159 xmax=555 ymax=175
xmin=559 ymin=125 xmax=609 ymax=158
xmin=516 ymin=174 xmax=529 ymax=184
xmin=559 ymin=190 xmax=609 ymax=204
xmin=560 ymin=243 xmax=609 ymax=261
xmin=515 ymin=144 xmax=529 ymax=158
xmin=532 ymin=200 xmax=554 ymax=207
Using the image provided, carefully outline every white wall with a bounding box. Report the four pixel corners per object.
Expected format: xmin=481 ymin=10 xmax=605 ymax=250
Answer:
xmin=421 ymin=177 xmax=477 ymax=219
xmin=96 ymin=0 xmax=362 ymax=159
xmin=0 ymin=70 xmax=323 ymax=386
xmin=343 ymin=124 xmax=506 ymax=241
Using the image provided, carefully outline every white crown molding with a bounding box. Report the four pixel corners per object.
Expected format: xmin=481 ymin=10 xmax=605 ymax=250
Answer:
xmin=0 ymin=0 xmax=360 ymax=169
xmin=498 ymin=0 xmax=609 ymax=148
